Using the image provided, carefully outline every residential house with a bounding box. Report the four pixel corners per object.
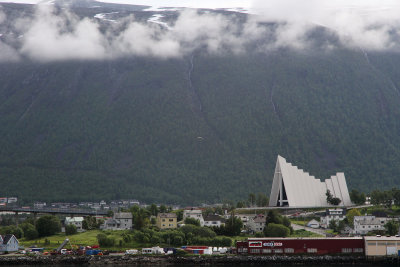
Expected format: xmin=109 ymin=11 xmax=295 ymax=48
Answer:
xmin=183 ymin=209 xmax=204 ymax=226
xmin=0 ymin=235 xmax=19 ymax=254
xmin=307 ymin=219 xmax=320 ymax=229
xmin=204 ymin=214 xmax=225 ymax=227
xmin=320 ymin=208 xmax=346 ymax=229
xmin=64 ymin=217 xmax=84 ymax=232
xmin=236 ymin=214 xmax=253 ymax=227
xmin=102 ymin=212 xmax=133 ymax=230
xmin=353 ymin=216 xmax=392 ymax=235
xmin=247 ymin=214 xmax=266 ymax=233
xmin=157 ymin=213 xmax=177 ymax=229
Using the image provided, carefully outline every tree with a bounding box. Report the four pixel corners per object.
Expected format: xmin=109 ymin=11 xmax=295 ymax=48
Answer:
xmin=83 ymin=216 xmax=100 ymax=230
xmin=326 ymin=190 xmax=341 ymax=205
xmin=0 ymin=225 xmax=24 ymax=239
xmin=133 ymin=208 xmax=149 ymax=230
xmin=148 ymin=204 xmax=159 ymax=216
xmin=23 ymin=224 xmax=39 ymax=240
xmin=224 ymin=212 xmax=243 ymax=236
xmin=184 ymin=217 xmax=200 ymax=226
xmin=65 ymin=224 xmax=77 ymax=235
xmin=256 ymin=193 xmax=269 ymax=207
xmin=385 ymin=220 xmax=399 ymax=236
xmin=346 ymin=209 xmax=361 ymax=227
xmin=159 ymin=205 xmax=167 ymax=213
xmin=392 ymin=188 xmax=400 ymax=206
xmin=264 ymin=223 xmax=290 ymax=237
xmin=236 ymin=201 xmax=245 ymax=208
xmin=350 ymin=189 xmax=366 ymax=205
xmin=248 ymin=193 xmax=256 ymax=207
xmin=36 ymin=215 xmax=61 ymax=237
xmin=266 ymin=210 xmax=283 ymax=225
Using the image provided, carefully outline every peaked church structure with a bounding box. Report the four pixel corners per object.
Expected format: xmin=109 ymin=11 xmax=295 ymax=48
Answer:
xmin=269 ymin=155 xmax=352 ymax=207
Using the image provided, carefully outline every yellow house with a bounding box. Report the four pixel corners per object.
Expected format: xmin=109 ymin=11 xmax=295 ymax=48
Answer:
xmin=157 ymin=213 xmax=178 ymax=229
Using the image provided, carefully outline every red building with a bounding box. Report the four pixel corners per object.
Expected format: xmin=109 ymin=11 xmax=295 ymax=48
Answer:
xmin=237 ymin=237 xmax=364 ymax=255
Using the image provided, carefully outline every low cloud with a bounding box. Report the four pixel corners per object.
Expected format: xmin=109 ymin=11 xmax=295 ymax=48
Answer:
xmin=1 ymin=1 xmax=400 ymax=62
xmin=252 ymin=0 xmax=400 ymax=51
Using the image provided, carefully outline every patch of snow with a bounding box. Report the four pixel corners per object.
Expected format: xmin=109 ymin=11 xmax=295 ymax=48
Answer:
xmin=94 ymin=0 xmax=252 ymax=13
xmin=94 ymin=11 xmax=119 ymax=22
xmin=148 ymin=14 xmax=170 ymax=29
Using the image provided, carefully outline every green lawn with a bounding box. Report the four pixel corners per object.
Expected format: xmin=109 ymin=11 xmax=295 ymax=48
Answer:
xmin=20 ymin=230 xmax=142 ymax=251
xmin=290 ymin=229 xmax=323 ymax=237
xmin=290 ymin=220 xmax=307 ymax=226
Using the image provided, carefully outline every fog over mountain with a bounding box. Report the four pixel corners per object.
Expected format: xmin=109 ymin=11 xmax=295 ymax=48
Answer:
xmin=1 ymin=0 xmax=400 ymax=62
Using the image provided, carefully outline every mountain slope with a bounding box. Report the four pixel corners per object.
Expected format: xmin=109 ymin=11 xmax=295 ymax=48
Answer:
xmin=0 ymin=47 xmax=400 ymax=204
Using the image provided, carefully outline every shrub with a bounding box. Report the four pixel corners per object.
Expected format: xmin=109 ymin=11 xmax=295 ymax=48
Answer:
xmin=97 ymin=233 xmax=115 ymax=247
xmin=65 ymin=224 xmax=77 ymax=235
xmin=264 ymin=223 xmax=290 ymax=237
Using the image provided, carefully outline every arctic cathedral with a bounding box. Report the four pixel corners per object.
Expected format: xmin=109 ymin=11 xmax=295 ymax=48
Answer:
xmin=269 ymin=155 xmax=352 ymax=207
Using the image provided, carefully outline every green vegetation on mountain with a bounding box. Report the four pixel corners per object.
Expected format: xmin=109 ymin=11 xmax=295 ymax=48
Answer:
xmin=0 ymin=47 xmax=400 ymax=204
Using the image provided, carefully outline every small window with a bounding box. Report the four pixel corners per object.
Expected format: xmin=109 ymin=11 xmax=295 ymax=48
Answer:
xmin=274 ymin=249 xmax=283 ymax=253
xmin=354 ymin=248 xmax=363 ymax=253
xmin=307 ymin=248 xmax=317 ymax=253
xmin=284 ymin=248 xmax=294 ymax=253
xmin=342 ymin=248 xmax=352 ymax=253
xmin=262 ymin=249 xmax=272 ymax=254
xmin=250 ymin=249 xmax=260 ymax=253
xmin=169 ymin=219 xmax=174 ymax=222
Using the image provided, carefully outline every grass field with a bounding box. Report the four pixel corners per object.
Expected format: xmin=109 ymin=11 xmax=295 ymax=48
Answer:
xmin=290 ymin=220 xmax=307 ymax=226
xmin=290 ymin=229 xmax=323 ymax=237
xmin=20 ymin=230 xmax=143 ymax=251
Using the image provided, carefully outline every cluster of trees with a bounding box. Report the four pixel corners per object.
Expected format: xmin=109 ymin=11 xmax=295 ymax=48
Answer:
xmin=96 ymin=224 xmax=232 ymax=248
xmin=0 ymin=215 xmax=61 ymax=240
xmin=248 ymin=210 xmax=292 ymax=238
xmin=349 ymin=190 xmax=366 ymax=205
xmin=237 ymin=193 xmax=269 ymax=208
xmin=370 ymin=188 xmax=400 ymax=208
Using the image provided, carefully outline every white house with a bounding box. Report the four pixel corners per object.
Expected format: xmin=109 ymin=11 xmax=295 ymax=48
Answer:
xmin=0 ymin=235 xmax=19 ymax=254
xmin=307 ymin=219 xmax=320 ymax=229
xmin=320 ymin=208 xmax=346 ymax=229
xmin=102 ymin=212 xmax=133 ymax=230
xmin=204 ymin=214 xmax=225 ymax=227
xmin=64 ymin=217 xmax=84 ymax=232
xmin=353 ymin=216 xmax=392 ymax=235
xmin=247 ymin=214 xmax=266 ymax=233
xmin=183 ymin=209 xmax=204 ymax=226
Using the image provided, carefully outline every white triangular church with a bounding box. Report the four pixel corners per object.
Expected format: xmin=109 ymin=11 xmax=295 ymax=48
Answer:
xmin=269 ymin=155 xmax=352 ymax=207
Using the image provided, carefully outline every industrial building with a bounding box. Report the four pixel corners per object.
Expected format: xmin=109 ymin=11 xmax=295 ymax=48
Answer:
xmin=237 ymin=237 xmax=364 ymax=255
xmin=237 ymin=236 xmax=400 ymax=257
xmin=269 ymin=155 xmax=352 ymax=207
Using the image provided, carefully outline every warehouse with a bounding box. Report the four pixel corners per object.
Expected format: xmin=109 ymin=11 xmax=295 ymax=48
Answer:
xmin=269 ymin=155 xmax=352 ymax=207
xmin=237 ymin=237 xmax=364 ymax=255
xmin=364 ymin=236 xmax=400 ymax=257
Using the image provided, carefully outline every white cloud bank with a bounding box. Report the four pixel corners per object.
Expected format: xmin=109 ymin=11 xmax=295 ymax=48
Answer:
xmin=0 ymin=0 xmax=400 ymax=61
